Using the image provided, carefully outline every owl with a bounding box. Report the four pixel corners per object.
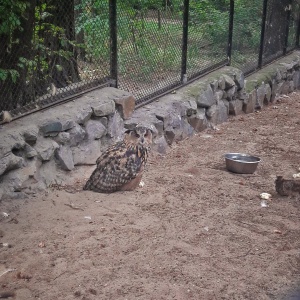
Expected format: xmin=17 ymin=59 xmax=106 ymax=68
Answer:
xmin=83 ymin=125 xmax=154 ymax=193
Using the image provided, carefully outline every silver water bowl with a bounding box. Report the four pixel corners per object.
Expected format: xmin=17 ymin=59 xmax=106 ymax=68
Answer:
xmin=225 ymin=153 xmax=261 ymax=174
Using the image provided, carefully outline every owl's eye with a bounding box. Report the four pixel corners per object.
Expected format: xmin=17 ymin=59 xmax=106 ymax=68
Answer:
xmin=134 ymin=131 xmax=140 ymax=138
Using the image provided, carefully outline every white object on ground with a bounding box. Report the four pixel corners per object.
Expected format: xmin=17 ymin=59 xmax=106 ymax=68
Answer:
xmin=260 ymin=193 xmax=271 ymax=200
xmin=139 ymin=180 xmax=145 ymax=187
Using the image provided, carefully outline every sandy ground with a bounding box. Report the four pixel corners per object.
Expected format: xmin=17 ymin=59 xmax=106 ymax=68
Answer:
xmin=0 ymin=92 xmax=300 ymax=300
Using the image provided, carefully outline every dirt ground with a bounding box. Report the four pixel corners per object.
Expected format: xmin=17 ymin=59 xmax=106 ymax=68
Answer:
xmin=1 ymin=92 xmax=300 ymax=300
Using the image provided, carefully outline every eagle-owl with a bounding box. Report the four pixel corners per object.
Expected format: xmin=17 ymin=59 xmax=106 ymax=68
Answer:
xmin=83 ymin=125 xmax=153 ymax=193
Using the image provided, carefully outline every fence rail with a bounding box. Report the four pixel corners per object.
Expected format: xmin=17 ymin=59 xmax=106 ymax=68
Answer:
xmin=0 ymin=0 xmax=299 ymax=121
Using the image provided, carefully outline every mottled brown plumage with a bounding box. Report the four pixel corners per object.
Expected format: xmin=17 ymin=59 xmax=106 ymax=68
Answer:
xmin=83 ymin=125 xmax=153 ymax=193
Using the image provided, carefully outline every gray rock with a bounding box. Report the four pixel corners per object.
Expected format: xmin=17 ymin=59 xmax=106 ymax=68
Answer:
xmin=218 ymin=76 xmax=226 ymax=90
xmin=280 ymin=62 xmax=294 ymax=71
xmin=164 ymin=129 xmax=175 ymax=145
xmin=196 ymin=84 xmax=215 ymax=108
xmin=124 ymin=111 xmax=163 ymax=137
xmin=275 ymin=69 xmax=282 ymax=82
xmin=281 ymin=81 xmax=290 ymax=94
xmin=237 ymin=89 xmax=247 ymax=100
xmin=39 ymin=121 xmax=60 ymax=134
xmin=92 ymin=100 xmax=115 ymax=117
xmin=35 ymin=139 xmax=59 ymax=161
xmin=188 ymin=108 xmax=208 ymax=132
xmin=293 ymin=70 xmax=300 ymax=89
xmin=107 ymin=111 xmax=124 ymax=140
xmin=217 ymin=100 xmax=229 ymax=124
xmin=265 ymin=84 xmax=272 ymax=104
xmin=0 ymin=153 xmax=24 ymax=176
xmin=22 ymin=126 xmax=38 ymax=144
xmin=210 ymin=79 xmax=219 ymax=92
xmin=287 ymin=69 xmax=295 ymax=81
xmin=243 ymin=90 xmax=257 ymax=114
xmin=61 ymin=119 xmax=75 ymax=131
xmin=40 ymin=119 xmax=75 ymax=136
xmin=24 ymin=143 xmax=37 ymax=158
xmin=114 ymin=95 xmax=135 ymax=120
xmin=172 ymin=99 xmax=197 ymax=117
xmin=152 ymin=136 xmax=169 ymax=155
xmin=223 ymin=74 xmax=236 ymax=90
xmin=85 ymin=120 xmax=107 ymax=140
xmin=206 ymin=104 xmax=217 ymax=119
xmin=0 ymin=134 xmax=26 ymax=158
xmin=288 ymin=80 xmax=295 ymax=93
xmin=181 ymin=118 xmax=195 ymax=138
xmin=214 ymin=90 xmax=224 ymax=103
xmin=1 ymin=159 xmax=42 ymax=193
xmin=229 ymin=99 xmax=244 ymax=116
xmin=56 ymin=146 xmax=74 ymax=171
xmin=68 ymin=124 xmax=86 ymax=146
xmin=100 ymin=117 xmax=108 ymax=128
xmin=232 ymin=71 xmax=245 ymax=90
xmin=164 ymin=118 xmax=194 ymax=145
xmin=271 ymin=80 xmax=279 ymax=102
xmin=225 ymin=85 xmax=237 ymax=101
xmin=55 ymin=132 xmax=71 ymax=145
xmin=72 ymin=140 xmax=102 ymax=165
xmin=207 ymin=101 xmax=228 ymax=125
xmin=256 ymin=83 xmax=266 ymax=109
xmin=38 ymin=160 xmax=62 ymax=187
xmin=76 ymin=107 xmax=93 ymax=124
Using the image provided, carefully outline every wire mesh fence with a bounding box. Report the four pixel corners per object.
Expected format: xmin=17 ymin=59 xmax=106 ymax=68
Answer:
xmin=186 ymin=1 xmax=229 ymax=80
xmin=0 ymin=0 xmax=299 ymax=120
xmin=0 ymin=0 xmax=111 ymax=117
xmin=263 ymin=0 xmax=291 ymax=65
xmin=231 ymin=1 xmax=264 ymax=74
xmin=117 ymin=3 xmax=183 ymax=104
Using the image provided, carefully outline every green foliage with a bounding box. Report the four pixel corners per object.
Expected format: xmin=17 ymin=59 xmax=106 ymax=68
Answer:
xmin=76 ymin=0 xmax=110 ymax=61
xmin=232 ymin=0 xmax=263 ymax=50
xmin=0 ymin=1 xmax=79 ymax=87
xmin=0 ymin=69 xmax=19 ymax=83
xmin=0 ymin=0 xmax=29 ymax=36
xmin=0 ymin=0 xmax=30 ymax=82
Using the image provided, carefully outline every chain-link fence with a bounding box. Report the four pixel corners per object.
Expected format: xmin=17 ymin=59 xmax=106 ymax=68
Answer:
xmin=1 ymin=0 xmax=299 ymax=120
xmin=231 ymin=0 xmax=299 ymax=75
xmin=186 ymin=1 xmax=229 ymax=80
xmin=0 ymin=0 xmax=111 ymax=118
xmin=117 ymin=2 xmax=183 ymax=104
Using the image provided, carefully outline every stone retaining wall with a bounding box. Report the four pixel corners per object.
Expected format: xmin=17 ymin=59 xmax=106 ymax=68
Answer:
xmin=1 ymin=51 xmax=300 ymax=200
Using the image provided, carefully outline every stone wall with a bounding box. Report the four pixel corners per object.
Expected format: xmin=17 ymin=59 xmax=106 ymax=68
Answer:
xmin=1 ymin=51 xmax=300 ymax=200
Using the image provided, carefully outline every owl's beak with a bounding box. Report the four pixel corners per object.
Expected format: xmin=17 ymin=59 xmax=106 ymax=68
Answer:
xmin=141 ymin=137 xmax=145 ymax=144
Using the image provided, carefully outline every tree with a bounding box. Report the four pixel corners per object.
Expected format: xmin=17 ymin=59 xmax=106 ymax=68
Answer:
xmin=0 ymin=1 xmax=36 ymax=110
xmin=263 ymin=0 xmax=291 ymax=57
xmin=0 ymin=0 xmax=80 ymax=112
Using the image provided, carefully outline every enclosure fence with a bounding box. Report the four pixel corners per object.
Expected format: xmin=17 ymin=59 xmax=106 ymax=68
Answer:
xmin=0 ymin=0 xmax=299 ymax=120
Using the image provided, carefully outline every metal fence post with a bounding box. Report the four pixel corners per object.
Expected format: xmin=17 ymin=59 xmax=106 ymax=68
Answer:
xmin=227 ymin=0 xmax=234 ymax=66
xmin=283 ymin=0 xmax=292 ymax=55
xmin=181 ymin=0 xmax=189 ymax=83
xmin=109 ymin=0 xmax=118 ymax=87
xmin=258 ymin=0 xmax=268 ymax=68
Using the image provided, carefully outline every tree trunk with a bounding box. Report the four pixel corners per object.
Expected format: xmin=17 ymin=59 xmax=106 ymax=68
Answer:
xmin=263 ymin=0 xmax=290 ymax=56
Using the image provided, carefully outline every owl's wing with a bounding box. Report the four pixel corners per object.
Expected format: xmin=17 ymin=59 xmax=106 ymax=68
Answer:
xmin=85 ymin=143 xmax=143 ymax=193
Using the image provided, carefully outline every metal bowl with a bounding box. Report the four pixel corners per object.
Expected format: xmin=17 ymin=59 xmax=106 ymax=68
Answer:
xmin=225 ymin=153 xmax=261 ymax=174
